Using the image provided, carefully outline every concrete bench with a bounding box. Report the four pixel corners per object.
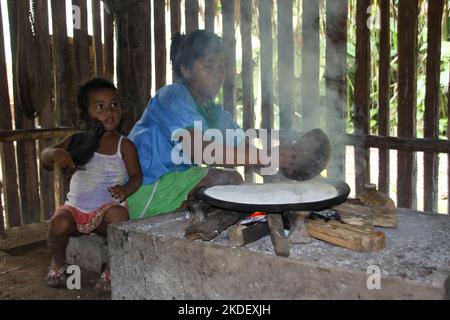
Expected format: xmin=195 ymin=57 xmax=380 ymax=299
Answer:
xmin=66 ymin=234 xmax=108 ymax=273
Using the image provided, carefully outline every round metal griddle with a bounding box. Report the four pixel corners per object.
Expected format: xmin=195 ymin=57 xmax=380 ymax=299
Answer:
xmin=195 ymin=178 xmax=350 ymax=213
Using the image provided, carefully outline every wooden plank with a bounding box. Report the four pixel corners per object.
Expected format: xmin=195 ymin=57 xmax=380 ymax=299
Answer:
xmin=301 ymin=0 xmax=320 ymax=131
xmin=423 ymin=0 xmax=444 ymax=212
xmin=11 ymin=1 xmax=41 ymax=224
xmin=0 ymin=222 xmax=48 ymax=250
xmin=221 ymin=0 xmax=236 ymax=119
xmin=92 ymin=0 xmax=104 ymax=76
xmin=354 ymin=0 xmax=371 ymax=194
xmin=227 ymin=222 xmax=270 ymax=247
xmin=277 ymin=0 xmax=294 ymax=131
xmin=397 ymin=0 xmax=418 ymax=209
xmin=306 ymin=219 xmax=385 ymax=252
xmin=378 ymin=0 xmax=391 ymax=195
xmin=154 ymin=0 xmax=167 ymax=91
xmin=73 ymin=0 xmax=91 ymax=84
xmin=267 ymin=214 xmax=289 ymax=257
xmin=103 ymin=3 xmax=115 ymax=81
xmin=170 ymin=0 xmax=181 ymax=35
xmin=0 ymin=128 xmax=78 ymax=142
xmin=325 ymin=0 xmax=347 ymax=179
xmin=205 ymin=0 xmax=215 ymax=32
xmin=0 ymin=183 xmax=4 ymax=231
xmin=0 ymin=2 xmax=21 ymax=227
xmin=259 ymin=0 xmax=273 ymax=130
xmin=116 ymin=0 xmax=152 ymax=133
xmin=185 ymin=0 xmax=199 ymax=33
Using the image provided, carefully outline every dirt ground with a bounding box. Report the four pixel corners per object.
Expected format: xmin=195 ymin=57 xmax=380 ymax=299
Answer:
xmin=0 ymin=242 xmax=110 ymax=300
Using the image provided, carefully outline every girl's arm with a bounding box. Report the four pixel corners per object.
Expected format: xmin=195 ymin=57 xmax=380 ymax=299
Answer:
xmin=109 ymin=138 xmax=143 ymax=201
xmin=40 ymin=134 xmax=77 ymax=171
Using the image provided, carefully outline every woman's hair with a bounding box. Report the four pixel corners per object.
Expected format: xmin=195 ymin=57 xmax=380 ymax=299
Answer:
xmin=170 ymin=30 xmax=224 ymax=80
xmin=67 ymin=78 xmax=118 ymax=166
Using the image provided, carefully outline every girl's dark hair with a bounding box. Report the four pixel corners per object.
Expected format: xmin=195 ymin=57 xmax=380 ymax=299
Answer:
xmin=170 ymin=30 xmax=224 ymax=80
xmin=67 ymin=78 xmax=118 ymax=166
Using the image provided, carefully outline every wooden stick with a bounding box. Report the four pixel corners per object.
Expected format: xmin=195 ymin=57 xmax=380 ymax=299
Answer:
xmin=221 ymin=0 xmax=236 ymax=120
xmin=259 ymin=0 xmax=273 ymax=130
xmin=104 ymin=4 xmax=115 ymax=81
xmin=227 ymin=222 xmax=270 ymax=247
xmin=154 ymin=0 xmax=167 ymax=91
xmin=0 ymin=128 xmax=78 ymax=142
xmin=205 ymin=0 xmax=215 ymax=32
xmin=185 ymin=0 xmax=199 ymax=33
xmin=267 ymin=214 xmax=289 ymax=257
xmin=92 ymin=0 xmax=104 ymax=77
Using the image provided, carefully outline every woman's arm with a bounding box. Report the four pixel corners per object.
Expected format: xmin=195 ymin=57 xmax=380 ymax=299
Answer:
xmin=40 ymin=134 xmax=77 ymax=171
xmin=109 ymin=138 xmax=143 ymax=201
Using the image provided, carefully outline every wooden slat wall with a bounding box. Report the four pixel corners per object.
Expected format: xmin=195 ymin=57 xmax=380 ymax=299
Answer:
xmin=92 ymin=0 xmax=104 ymax=77
xmin=171 ymin=0 xmax=181 ymax=35
xmin=259 ymin=0 xmax=273 ymax=130
xmin=0 ymin=1 xmax=21 ymax=227
xmin=277 ymin=0 xmax=294 ymax=131
xmin=301 ymin=0 xmax=320 ymax=132
xmin=397 ymin=0 xmax=418 ymax=209
xmin=73 ymin=0 xmax=92 ymax=85
xmin=378 ymin=0 xmax=391 ymax=195
xmin=104 ymin=4 xmax=115 ymax=81
xmin=354 ymin=0 xmax=371 ymax=194
xmin=325 ymin=0 xmax=347 ymax=179
xmin=205 ymin=0 xmax=216 ymax=32
xmin=185 ymin=0 xmax=199 ymax=33
xmin=154 ymin=0 xmax=167 ymax=91
xmin=423 ymin=0 xmax=444 ymax=212
xmin=222 ymin=0 xmax=236 ymax=119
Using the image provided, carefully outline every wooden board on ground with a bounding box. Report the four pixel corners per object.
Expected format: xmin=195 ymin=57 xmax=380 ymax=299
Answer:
xmin=306 ymin=219 xmax=385 ymax=252
xmin=227 ymin=222 xmax=270 ymax=247
xmin=0 ymin=222 xmax=49 ymax=250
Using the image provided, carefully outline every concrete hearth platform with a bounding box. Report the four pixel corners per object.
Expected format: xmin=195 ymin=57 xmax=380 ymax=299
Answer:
xmin=108 ymin=209 xmax=450 ymax=300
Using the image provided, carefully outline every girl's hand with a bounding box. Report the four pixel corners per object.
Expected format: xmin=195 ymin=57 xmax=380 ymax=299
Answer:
xmin=108 ymin=185 xmax=126 ymax=201
xmin=53 ymin=149 xmax=77 ymax=170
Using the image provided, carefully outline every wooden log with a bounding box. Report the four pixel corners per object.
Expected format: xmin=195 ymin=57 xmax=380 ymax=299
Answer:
xmin=92 ymin=0 xmax=104 ymax=77
xmin=301 ymin=0 xmax=320 ymax=131
xmin=331 ymin=202 xmax=373 ymax=231
xmin=184 ymin=209 xmax=246 ymax=241
xmin=205 ymin=0 xmax=215 ymax=32
xmin=185 ymin=0 xmax=199 ymax=33
xmin=267 ymin=214 xmax=289 ymax=257
xmin=154 ymin=0 xmax=167 ymax=91
xmin=240 ymin=0 xmax=254 ymax=182
xmin=397 ymin=0 xmax=418 ymax=209
xmin=306 ymin=219 xmax=386 ymax=252
xmin=325 ymin=0 xmax=347 ymax=179
xmin=0 ymin=2 xmax=21 ymax=227
xmin=423 ymin=0 xmax=444 ymax=212
xmin=378 ymin=0 xmax=391 ymax=195
xmin=227 ymin=222 xmax=270 ymax=247
xmin=221 ymin=0 xmax=236 ymax=120
xmin=259 ymin=0 xmax=273 ymax=130
xmin=354 ymin=0 xmax=371 ymax=194
xmin=73 ymin=0 xmax=92 ymax=84
xmin=104 ymin=3 xmax=115 ymax=81
xmin=277 ymin=0 xmax=294 ymax=131
xmin=116 ymin=0 xmax=152 ymax=134
xmin=0 ymin=128 xmax=79 ymax=143
xmin=0 ymin=222 xmax=48 ymax=250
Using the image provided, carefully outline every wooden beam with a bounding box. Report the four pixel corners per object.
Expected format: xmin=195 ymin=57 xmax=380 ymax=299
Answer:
xmin=92 ymin=0 xmax=104 ymax=77
xmin=423 ymin=0 xmax=444 ymax=212
xmin=222 ymin=0 xmax=236 ymax=120
xmin=277 ymin=0 xmax=294 ymax=131
xmin=170 ymin=0 xmax=181 ymax=36
xmin=154 ymin=0 xmax=166 ymax=91
xmin=378 ymin=0 xmax=391 ymax=195
xmin=0 ymin=222 xmax=48 ymax=250
xmin=185 ymin=0 xmax=199 ymax=33
xmin=301 ymin=0 xmax=320 ymax=131
xmin=259 ymin=0 xmax=273 ymax=130
xmin=0 ymin=128 xmax=78 ymax=143
xmin=104 ymin=3 xmax=115 ymax=81
xmin=354 ymin=0 xmax=371 ymax=193
xmin=73 ymin=0 xmax=92 ymax=84
xmin=397 ymin=0 xmax=418 ymax=209
xmin=205 ymin=0 xmax=215 ymax=32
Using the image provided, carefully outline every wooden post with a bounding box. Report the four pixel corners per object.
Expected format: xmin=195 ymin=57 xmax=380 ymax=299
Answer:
xmin=205 ymin=0 xmax=216 ymax=32
xmin=423 ymin=0 xmax=444 ymax=212
xmin=185 ymin=0 xmax=199 ymax=33
xmin=170 ymin=0 xmax=181 ymax=81
xmin=378 ymin=0 xmax=391 ymax=195
xmin=92 ymin=0 xmax=104 ymax=77
xmin=0 ymin=2 xmax=21 ymax=227
xmin=154 ymin=0 xmax=167 ymax=91
xmin=325 ymin=0 xmax=348 ymax=179
xmin=104 ymin=4 xmax=114 ymax=81
xmin=397 ymin=0 xmax=418 ymax=209
xmin=259 ymin=0 xmax=273 ymax=130
xmin=73 ymin=0 xmax=91 ymax=85
xmin=354 ymin=0 xmax=371 ymax=194
xmin=222 ymin=0 xmax=236 ymax=119
xmin=116 ymin=0 xmax=152 ymax=134
xmin=277 ymin=0 xmax=294 ymax=131
xmin=301 ymin=0 xmax=320 ymax=131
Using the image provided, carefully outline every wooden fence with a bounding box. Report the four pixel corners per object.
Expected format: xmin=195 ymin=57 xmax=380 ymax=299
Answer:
xmin=0 ymin=0 xmax=449 ymax=233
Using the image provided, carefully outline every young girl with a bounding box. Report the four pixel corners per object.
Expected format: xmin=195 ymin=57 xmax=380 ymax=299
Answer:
xmin=41 ymin=78 xmax=143 ymax=291
xmin=127 ymin=30 xmax=295 ymax=219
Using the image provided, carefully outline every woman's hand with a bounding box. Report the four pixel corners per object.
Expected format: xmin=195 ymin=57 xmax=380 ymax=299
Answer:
xmin=108 ymin=185 xmax=127 ymax=202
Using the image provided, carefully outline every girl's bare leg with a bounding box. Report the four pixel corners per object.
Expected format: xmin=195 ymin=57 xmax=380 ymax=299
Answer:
xmin=47 ymin=210 xmax=79 ymax=265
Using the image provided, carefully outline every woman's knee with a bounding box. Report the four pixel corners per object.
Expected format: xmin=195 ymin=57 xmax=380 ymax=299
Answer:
xmin=48 ymin=211 xmax=76 ymax=238
xmin=104 ymin=206 xmax=129 ymax=224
